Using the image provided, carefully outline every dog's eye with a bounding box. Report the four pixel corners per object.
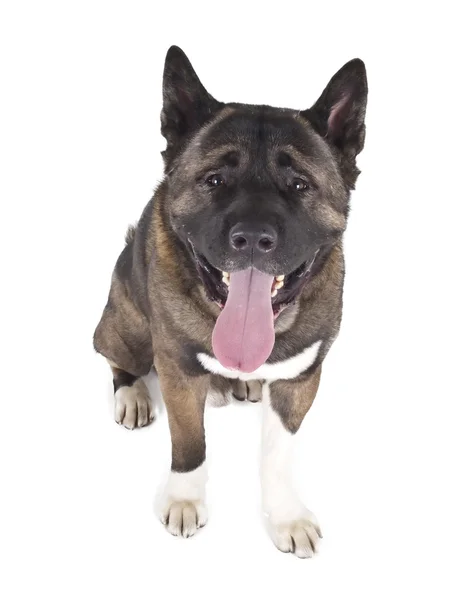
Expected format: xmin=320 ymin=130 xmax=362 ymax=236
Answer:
xmin=292 ymin=178 xmax=309 ymax=192
xmin=206 ymin=174 xmax=225 ymax=187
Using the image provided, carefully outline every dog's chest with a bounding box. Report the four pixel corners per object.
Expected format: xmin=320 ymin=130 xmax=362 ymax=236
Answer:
xmin=197 ymin=340 xmax=321 ymax=382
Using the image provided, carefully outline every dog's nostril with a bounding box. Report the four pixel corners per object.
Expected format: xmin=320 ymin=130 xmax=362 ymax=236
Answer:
xmin=231 ymin=235 xmax=248 ymax=250
xmin=230 ymin=223 xmax=278 ymax=253
xmin=258 ymin=236 xmax=274 ymax=252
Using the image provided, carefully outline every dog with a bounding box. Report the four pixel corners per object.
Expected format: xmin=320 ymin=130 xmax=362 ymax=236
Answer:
xmin=94 ymin=46 xmax=367 ymax=557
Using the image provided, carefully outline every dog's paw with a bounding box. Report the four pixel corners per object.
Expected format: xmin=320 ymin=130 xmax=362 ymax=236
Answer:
xmin=159 ymin=465 xmax=208 ymax=538
xmin=269 ymin=518 xmax=322 ymax=558
xmin=232 ymin=379 xmax=262 ymax=402
xmin=160 ymin=499 xmax=208 ymax=538
xmin=115 ymin=379 xmax=154 ymax=429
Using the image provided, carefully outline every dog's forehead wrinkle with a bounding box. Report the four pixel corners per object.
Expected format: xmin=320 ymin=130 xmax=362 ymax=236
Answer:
xmin=174 ymin=106 xmax=327 ymax=174
xmin=206 ymin=115 xmax=331 ymax=169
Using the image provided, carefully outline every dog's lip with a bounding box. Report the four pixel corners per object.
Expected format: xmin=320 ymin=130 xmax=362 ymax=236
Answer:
xmin=188 ymin=240 xmax=319 ymax=313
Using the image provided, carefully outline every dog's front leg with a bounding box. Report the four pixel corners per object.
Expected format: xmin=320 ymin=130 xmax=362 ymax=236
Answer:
xmin=156 ymin=355 xmax=210 ymax=538
xmin=262 ymin=367 xmax=322 ymax=558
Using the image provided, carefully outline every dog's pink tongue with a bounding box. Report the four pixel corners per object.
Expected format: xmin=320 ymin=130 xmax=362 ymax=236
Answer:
xmin=212 ymin=268 xmax=275 ymax=373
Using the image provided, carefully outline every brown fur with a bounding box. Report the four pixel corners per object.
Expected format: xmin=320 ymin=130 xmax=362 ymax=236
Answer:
xmin=270 ymin=366 xmax=322 ymax=433
xmin=155 ymin=354 xmax=209 ymax=472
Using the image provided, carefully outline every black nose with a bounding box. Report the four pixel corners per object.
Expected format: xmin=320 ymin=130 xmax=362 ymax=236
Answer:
xmin=229 ymin=223 xmax=278 ymax=254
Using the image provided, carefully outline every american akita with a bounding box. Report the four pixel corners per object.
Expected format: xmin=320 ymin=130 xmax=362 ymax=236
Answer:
xmin=94 ymin=46 xmax=367 ymax=557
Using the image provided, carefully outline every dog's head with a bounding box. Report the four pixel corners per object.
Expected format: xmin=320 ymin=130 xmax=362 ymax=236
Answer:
xmin=161 ymin=46 xmax=367 ymax=372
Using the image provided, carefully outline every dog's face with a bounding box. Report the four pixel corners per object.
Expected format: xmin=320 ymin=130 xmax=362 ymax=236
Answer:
xmin=161 ymin=47 xmax=367 ymax=372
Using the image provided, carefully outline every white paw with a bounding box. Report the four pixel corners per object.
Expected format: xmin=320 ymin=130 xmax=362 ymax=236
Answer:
xmin=269 ymin=517 xmax=322 ymax=558
xmin=159 ymin=464 xmax=208 ymax=538
xmin=115 ymin=379 xmax=154 ymax=429
xmin=160 ymin=499 xmax=208 ymax=538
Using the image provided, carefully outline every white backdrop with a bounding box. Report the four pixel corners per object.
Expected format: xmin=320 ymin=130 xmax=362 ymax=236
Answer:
xmin=1 ymin=1 xmax=448 ymax=598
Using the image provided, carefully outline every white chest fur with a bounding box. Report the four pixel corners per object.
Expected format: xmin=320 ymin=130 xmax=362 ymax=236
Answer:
xmin=197 ymin=340 xmax=321 ymax=382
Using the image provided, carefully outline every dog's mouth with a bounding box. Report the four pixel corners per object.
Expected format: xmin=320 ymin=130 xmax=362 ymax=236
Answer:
xmin=193 ymin=252 xmax=317 ymax=315
xmin=190 ymin=243 xmax=318 ymax=373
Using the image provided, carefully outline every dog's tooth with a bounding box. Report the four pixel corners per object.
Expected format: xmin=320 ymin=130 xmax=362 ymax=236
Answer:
xmin=271 ymin=289 xmax=278 ymax=298
xmin=275 ymin=275 xmax=285 ymax=281
xmin=274 ymin=281 xmax=284 ymax=290
xmin=222 ymin=276 xmax=230 ymax=287
xmin=222 ymin=271 xmax=229 ymax=277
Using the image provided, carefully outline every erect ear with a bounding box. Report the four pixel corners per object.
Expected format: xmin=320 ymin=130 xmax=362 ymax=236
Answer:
xmin=161 ymin=46 xmax=223 ymax=168
xmin=302 ymin=59 xmax=368 ymax=159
